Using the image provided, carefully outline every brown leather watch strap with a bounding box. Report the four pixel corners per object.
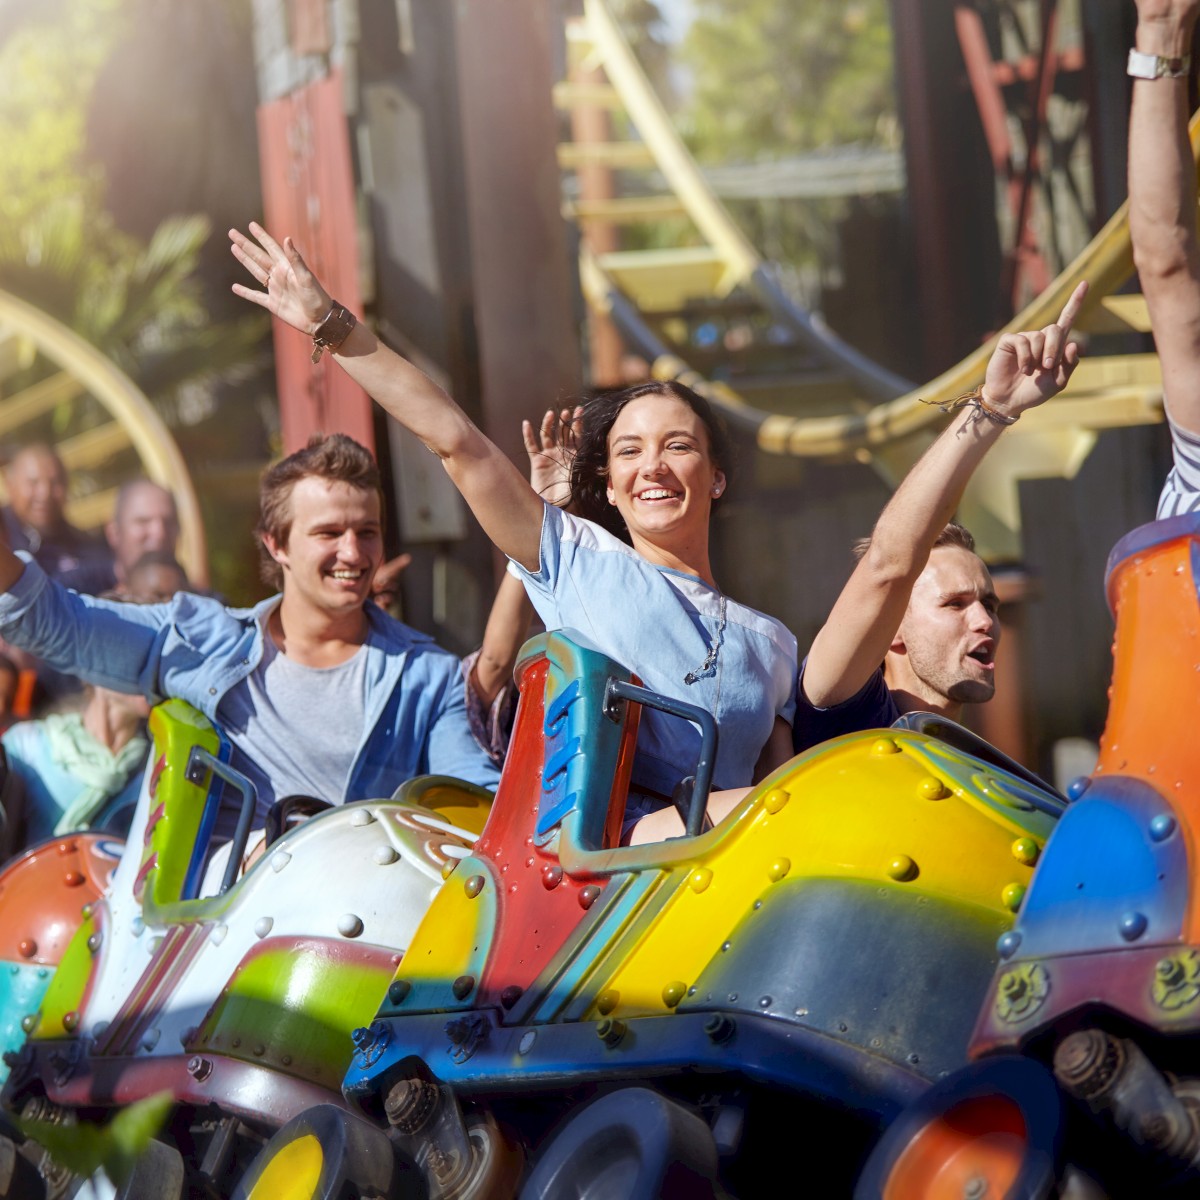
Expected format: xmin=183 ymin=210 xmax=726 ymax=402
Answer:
xmin=311 ymin=302 xmax=357 ymax=363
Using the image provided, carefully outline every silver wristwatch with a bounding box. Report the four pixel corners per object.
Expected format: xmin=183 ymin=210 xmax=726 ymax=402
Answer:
xmin=1127 ymin=48 xmax=1191 ymax=79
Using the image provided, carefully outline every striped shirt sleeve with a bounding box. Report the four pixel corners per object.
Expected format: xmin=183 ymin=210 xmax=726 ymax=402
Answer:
xmin=1158 ymin=412 xmax=1200 ymax=518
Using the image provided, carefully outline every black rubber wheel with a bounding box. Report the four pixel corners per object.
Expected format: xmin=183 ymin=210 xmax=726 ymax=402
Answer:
xmin=231 ymin=1104 xmax=423 ymax=1200
xmin=855 ymin=1056 xmax=1063 ymax=1200
xmin=114 ymin=1139 xmax=184 ymax=1200
xmin=521 ymin=1088 xmax=718 ymax=1200
xmin=0 ymin=1132 xmax=45 ymax=1200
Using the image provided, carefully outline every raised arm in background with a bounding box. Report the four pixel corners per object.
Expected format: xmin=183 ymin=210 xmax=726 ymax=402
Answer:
xmin=230 ymin=223 xmax=546 ymax=569
xmin=1129 ymin=0 xmax=1200 ymax=437
xmin=802 ymin=283 xmax=1086 ymax=710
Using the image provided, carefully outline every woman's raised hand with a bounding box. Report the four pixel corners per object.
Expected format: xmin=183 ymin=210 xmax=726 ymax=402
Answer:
xmin=523 ymin=406 xmax=582 ymax=509
xmin=229 ymin=223 xmax=332 ymax=335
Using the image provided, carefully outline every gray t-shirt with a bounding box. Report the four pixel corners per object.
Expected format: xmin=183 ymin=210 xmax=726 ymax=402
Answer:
xmin=217 ymin=636 xmax=368 ymax=826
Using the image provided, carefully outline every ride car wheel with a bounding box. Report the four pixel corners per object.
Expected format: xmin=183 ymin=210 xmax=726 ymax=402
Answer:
xmin=855 ymin=1057 xmax=1063 ymax=1200
xmin=230 ymin=1104 xmax=422 ymax=1200
xmin=114 ymin=1139 xmax=183 ymax=1200
xmin=520 ymin=1087 xmax=719 ymax=1200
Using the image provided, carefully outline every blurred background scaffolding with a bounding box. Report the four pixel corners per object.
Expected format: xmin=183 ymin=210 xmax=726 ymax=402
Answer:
xmin=0 ymin=0 xmax=1170 ymax=778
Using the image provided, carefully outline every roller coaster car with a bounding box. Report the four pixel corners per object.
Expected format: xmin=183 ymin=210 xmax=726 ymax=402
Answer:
xmin=0 ymin=699 xmax=491 ymax=1199
xmin=857 ymin=513 xmax=1200 ymax=1199
xmin=232 ymin=631 xmax=1065 ymax=1200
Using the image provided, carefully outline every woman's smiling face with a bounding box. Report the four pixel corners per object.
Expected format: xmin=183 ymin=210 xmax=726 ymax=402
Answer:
xmin=604 ymin=393 xmax=725 ymax=551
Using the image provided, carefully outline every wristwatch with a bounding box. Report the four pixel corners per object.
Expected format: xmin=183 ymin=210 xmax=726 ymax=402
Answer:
xmin=310 ymin=302 xmax=357 ymax=363
xmin=1127 ymin=48 xmax=1191 ymax=79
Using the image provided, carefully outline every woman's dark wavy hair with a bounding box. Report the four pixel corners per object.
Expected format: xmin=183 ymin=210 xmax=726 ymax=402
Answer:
xmin=568 ymin=380 xmax=734 ymax=544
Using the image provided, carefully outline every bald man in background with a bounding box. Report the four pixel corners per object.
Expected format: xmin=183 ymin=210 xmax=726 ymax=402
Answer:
xmin=60 ymin=479 xmax=182 ymax=596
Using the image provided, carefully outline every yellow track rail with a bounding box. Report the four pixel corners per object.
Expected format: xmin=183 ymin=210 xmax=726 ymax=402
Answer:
xmin=0 ymin=288 xmax=207 ymax=585
xmin=561 ymin=0 xmax=1169 ymax=558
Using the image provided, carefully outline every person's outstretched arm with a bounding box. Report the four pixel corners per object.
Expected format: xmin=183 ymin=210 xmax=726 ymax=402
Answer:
xmin=1130 ymin=0 xmax=1200 ymax=435
xmin=470 ymin=407 xmax=580 ymax=706
xmin=230 ymin=223 xmax=545 ymax=569
xmin=802 ymin=283 xmax=1087 ymax=709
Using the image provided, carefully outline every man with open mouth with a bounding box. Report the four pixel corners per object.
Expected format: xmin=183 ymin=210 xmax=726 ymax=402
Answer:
xmin=793 ymin=284 xmax=1085 ymax=754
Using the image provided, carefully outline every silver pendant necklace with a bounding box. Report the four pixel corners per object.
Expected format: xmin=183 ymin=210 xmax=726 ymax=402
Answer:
xmin=684 ymin=593 xmax=728 ymax=686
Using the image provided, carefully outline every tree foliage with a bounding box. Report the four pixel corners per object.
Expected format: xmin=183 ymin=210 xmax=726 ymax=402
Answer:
xmin=681 ymin=0 xmax=896 ymax=162
xmin=0 ymin=0 xmax=265 ymax=410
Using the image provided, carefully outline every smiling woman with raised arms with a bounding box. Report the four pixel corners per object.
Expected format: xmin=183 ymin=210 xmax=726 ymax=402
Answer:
xmin=230 ymin=224 xmax=799 ymax=841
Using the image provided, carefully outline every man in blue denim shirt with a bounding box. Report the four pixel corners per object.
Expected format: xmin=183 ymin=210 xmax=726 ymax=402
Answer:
xmin=0 ymin=435 xmax=499 ymax=828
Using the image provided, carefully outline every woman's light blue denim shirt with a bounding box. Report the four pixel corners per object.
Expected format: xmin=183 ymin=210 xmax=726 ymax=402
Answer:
xmin=510 ymin=505 xmax=797 ymax=798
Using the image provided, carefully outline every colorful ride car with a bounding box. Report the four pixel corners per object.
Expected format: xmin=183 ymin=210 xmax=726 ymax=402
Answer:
xmin=235 ymin=630 xmax=1064 ymax=1199
xmin=858 ymin=513 xmax=1200 ymax=1198
xmin=0 ymin=698 xmax=489 ymax=1198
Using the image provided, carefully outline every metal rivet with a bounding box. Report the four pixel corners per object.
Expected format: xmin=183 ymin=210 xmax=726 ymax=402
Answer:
xmin=768 ymin=857 xmax=791 ymax=882
xmin=918 ymin=777 xmax=948 ymax=801
xmin=374 ymin=846 xmax=400 ymax=865
xmin=210 ymin=924 xmax=228 ymax=945
xmin=1120 ymin=911 xmax=1148 ymax=942
xmin=63 ymin=871 xmax=83 ymax=888
xmin=758 ymin=995 xmax=773 ymax=1009
xmin=500 ymin=985 xmax=523 ymax=1010
xmin=1011 ymin=838 xmax=1039 ymax=866
xmin=1001 ymin=883 xmax=1026 ymax=912
xmin=662 ymin=980 xmax=687 ymax=1009
xmin=388 ymin=980 xmax=411 ymax=1006
xmin=541 ymin=865 xmax=563 ymax=890
xmin=997 ymin=930 xmax=1022 ymax=959
xmin=452 ymin=974 xmax=475 ymax=1000
xmin=871 ymin=738 xmax=900 ymax=756
xmin=337 ymin=914 xmax=364 ymax=938
xmin=763 ymin=787 xmax=790 ymax=814
xmin=21 ymin=1014 xmax=37 ymax=1034
xmin=1067 ymin=776 xmax=1090 ymax=801
xmin=596 ymin=989 xmax=619 ymax=1015
xmin=465 ymin=875 xmax=485 ymax=898
xmin=518 ymin=1030 xmax=536 ymax=1056
xmin=270 ymin=851 xmax=291 ymax=873
xmin=86 ymin=933 xmax=102 ymax=954
xmin=17 ymin=940 xmax=36 ymax=959
xmin=579 ymin=884 xmax=602 ymax=909
xmin=62 ymin=1011 xmax=78 ymax=1032
xmin=1150 ymin=814 xmax=1177 ymax=842
xmin=688 ymin=867 xmax=713 ymax=893
xmin=887 ymin=855 xmax=918 ymax=882
xmin=254 ymin=917 xmax=273 ymax=939
xmin=350 ymin=808 xmax=375 ymax=826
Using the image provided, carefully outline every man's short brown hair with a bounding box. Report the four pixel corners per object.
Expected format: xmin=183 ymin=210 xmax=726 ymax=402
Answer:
xmin=256 ymin=434 xmax=383 ymax=589
xmin=852 ymin=521 xmax=976 ymax=561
